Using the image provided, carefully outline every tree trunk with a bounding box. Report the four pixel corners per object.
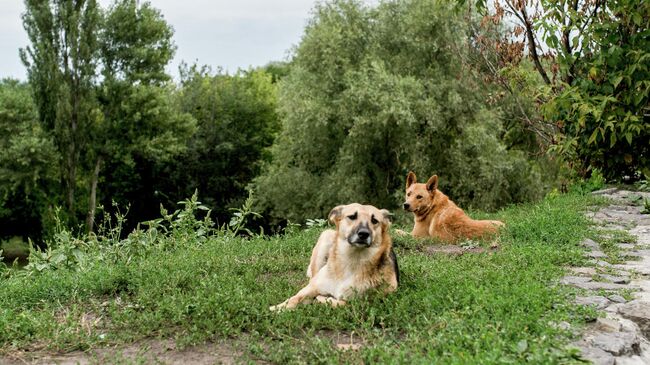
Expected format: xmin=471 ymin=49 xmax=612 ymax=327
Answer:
xmin=86 ymin=156 xmax=102 ymax=234
xmin=66 ymin=143 xmax=76 ymax=215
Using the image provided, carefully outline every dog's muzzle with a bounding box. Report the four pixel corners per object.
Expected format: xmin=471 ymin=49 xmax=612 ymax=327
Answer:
xmin=348 ymin=227 xmax=372 ymax=247
xmin=403 ymin=202 xmax=411 ymax=211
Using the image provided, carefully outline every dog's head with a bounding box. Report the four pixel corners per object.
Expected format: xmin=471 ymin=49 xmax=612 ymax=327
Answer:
xmin=403 ymin=171 xmax=437 ymax=214
xmin=328 ymin=203 xmax=391 ymax=248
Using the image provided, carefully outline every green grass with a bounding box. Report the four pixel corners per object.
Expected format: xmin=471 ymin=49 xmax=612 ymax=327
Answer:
xmin=0 ymin=193 xmax=599 ymax=363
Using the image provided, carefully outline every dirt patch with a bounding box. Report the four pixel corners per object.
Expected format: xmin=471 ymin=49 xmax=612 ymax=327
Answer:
xmin=0 ymin=338 xmax=246 ymax=365
xmin=422 ymin=244 xmax=498 ymax=256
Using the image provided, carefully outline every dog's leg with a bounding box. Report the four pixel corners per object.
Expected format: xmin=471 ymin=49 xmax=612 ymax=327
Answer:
xmin=315 ymin=295 xmax=346 ymax=307
xmin=270 ymin=284 xmax=319 ymax=312
xmin=307 ymin=230 xmax=335 ymax=278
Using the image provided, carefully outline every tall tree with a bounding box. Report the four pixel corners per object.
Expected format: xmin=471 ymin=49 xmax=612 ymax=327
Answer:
xmin=20 ymin=0 xmax=101 ymax=222
xmin=21 ymin=0 xmax=195 ymax=234
xmin=87 ymin=0 xmax=195 ymax=232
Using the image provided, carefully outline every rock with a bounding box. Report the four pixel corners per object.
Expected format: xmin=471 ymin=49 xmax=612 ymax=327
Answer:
xmin=574 ymin=344 xmax=615 ymax=365
xmin=609 ymin=294 xmax=628 ymax=303
xmin=570 ymin=267 xmax=598 ymax=276
xmin=590 ymin=331 xmax=639 ymax=356
xmin=605 ymin=303 xmax=625 ymax=314
xmin=562 ymin=276 xmax=592 ymax=285
xmin=423 ymin=245 xmax=487 ymax=256
xmin=600 ymin=274 xmax=631 ymax=284
xmin=630 ymin=250 xmax=650 ymax=257
xmin=587 ymin=250 xmax=608 ymax=259
xmin=576 ymin=296 xmax=611 ymax=309
xmin=558 ymin=321 xmax=571 ymax=331
xmin=631 ymin=279 xmax=650 ymax=292
xmin=582 ymin=238 xmax=600 ymax=249
xmin=618 ymin=243 xmax=636 ymax=250
xmin=562 ymin=275 xmax=629 ymax=290
xmin=616 ymin=355 xmax=649 ymax=365
xmin=592 ymin=188 xmax=619 ymax=196
xmin=619 ymin=301 xmax=650 ymax=337
xmin=585 ymin=282 xmax=630 ymax=291
xmin=617 ymin=317 xmax=641 ymax=333
xmin=590 ymin=259 xmax=613 ymax=268
xmin=595 ymin=317 xmax=622 ymax=332
xmin=574 ymin=342 xmax=616 ymax=365
xmin=616 ymin=257 xmax=650 ymax=275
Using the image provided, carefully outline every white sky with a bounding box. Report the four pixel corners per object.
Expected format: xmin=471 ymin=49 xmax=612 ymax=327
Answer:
xmin=0 ymin=0 xmax=324 ymax=80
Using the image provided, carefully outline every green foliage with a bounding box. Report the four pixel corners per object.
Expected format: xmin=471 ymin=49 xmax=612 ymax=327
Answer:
xmin=539 ymin=0 xmax=649 ymax=179
xmin=0 ymin=192 xmax=596 ymax=362
xmin=255 ymin=0 xmax=543 ymax=223
xmin=21 ymin=0 xmax=102 ymax=220
xmin=17 ymin=0 xmax=196 ymax=237
xmin=0 ymin=79 xmax=58 ymax=242
xmin=148 ymin=65 xmax=279 ymax=223
xmin=642 ymin=199 xmax=650 ymax=214
xmin=227 ymin=190 xmax=263 ymax=236
xmin=100 ymin=0 xmax=175 ymax=85
xmin=568 ymin=168 xmax=605 ymax=195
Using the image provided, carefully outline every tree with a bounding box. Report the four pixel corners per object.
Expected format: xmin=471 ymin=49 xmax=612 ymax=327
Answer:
xmin=254 ymin=0 xmax=543 ymax=223
xmin=0 ymin=79 xmax=58 ymax=245
xmin=20 ymin=0 xmax=101 ymax=222
xmin=470 ymin=0 xmax=649 ymax=179
xmin=148 ymin=65 xmax=279 ymax=224
xmin=21 ymin=0 xmax=196 ymax=234
xmin=88 ymin=0 xmax=195 ymax=232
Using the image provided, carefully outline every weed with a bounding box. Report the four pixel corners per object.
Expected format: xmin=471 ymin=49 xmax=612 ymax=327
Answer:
xmin=642 ymin=199 xmax=650 ymax=214
xmin=228 ymin=190 xmax=262 ymax=236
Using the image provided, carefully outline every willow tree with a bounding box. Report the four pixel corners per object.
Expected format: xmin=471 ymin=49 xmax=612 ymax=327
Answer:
xmin=255 ymin=0 xmax=542 ymax=223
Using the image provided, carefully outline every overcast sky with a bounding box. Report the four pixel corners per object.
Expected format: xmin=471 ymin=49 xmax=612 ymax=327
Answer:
xmin=0 ymin=0 xmax=323 ymax=80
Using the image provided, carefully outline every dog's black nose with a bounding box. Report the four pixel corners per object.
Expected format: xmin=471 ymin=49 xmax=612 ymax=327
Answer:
xmin=403 ymin=203 xmax=410 ymax=210
xmin=357 ymin=230 xmax=370 ymax=240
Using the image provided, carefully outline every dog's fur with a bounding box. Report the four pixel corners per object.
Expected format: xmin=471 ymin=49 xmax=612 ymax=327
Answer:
xmin=270 ymin=203 xmax=399 ymax=311
xmin=403 ymin=171 xmax=504 ymax=243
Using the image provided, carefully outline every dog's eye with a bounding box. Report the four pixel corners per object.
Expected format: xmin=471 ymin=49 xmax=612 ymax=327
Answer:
xmin=416 ymin=195 xmax=423 ymax=199
xmin=407 ymin=192 xmax=411 ymax=197
xmin=371 ymin=215 xmax=379 ymax=225
xmin=347 ymin=212 xmax=357 ymax=220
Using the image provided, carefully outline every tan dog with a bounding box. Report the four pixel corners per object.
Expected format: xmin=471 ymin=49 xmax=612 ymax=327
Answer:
xmin=270 ymin=203 xmax=399 ymax=311
xmin=403 ymin=171 xmax=504 ymax=242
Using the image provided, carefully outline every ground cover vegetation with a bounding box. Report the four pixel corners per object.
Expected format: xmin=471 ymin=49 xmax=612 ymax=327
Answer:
xmin=0 ymin=191 xmax=603 ymax=363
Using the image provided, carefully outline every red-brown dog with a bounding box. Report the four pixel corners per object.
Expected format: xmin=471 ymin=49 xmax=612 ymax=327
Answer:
xmin=403 ymin=171 xmax=504 ymax=243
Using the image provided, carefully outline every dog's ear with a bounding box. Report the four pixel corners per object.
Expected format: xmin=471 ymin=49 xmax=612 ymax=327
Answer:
xmin=406 ymin=171 xmax=417 ymax=189
xmin=380 ymin=209 xmax=392 ymax=224
xmin=328 ymin=205 xmax=344 ymax=224
xmin=426 ymin=174 xmax=438 ymax=192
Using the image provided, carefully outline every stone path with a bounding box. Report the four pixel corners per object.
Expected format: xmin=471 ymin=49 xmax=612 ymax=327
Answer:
xmin=565 ymin=188 xmax=650 ymax=365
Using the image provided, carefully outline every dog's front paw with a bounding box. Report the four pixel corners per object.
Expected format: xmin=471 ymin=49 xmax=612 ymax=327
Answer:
xmin=269 ymin=303 xmax=284 ymax=312
xmin=269 ymin=300 xmax=292 ymax=312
